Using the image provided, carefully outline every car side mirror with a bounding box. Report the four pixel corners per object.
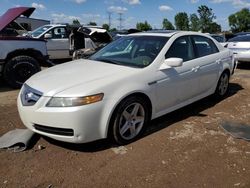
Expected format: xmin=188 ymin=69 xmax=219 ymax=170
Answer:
xmin=159 ymin=58 xmax=183 ymax=70
xmin=44 ymin=33 xmax=52 ymax=39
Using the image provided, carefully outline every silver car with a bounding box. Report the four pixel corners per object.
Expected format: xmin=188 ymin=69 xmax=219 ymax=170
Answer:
xmin=227 ymin=35 xmax=250 ymax=63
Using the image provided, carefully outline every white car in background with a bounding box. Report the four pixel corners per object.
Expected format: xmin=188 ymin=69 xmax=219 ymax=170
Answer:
xmin=210 ymin=34 xmax=227 ymax=47
xmin=18 ymin=31 xmax=234 ymax=145
xmin=227 ymin=35 xmax=250 ymax=63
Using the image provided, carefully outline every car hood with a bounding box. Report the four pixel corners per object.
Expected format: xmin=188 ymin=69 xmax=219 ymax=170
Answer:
xmin=0 ymin=7 xmax=35 ymax=31
xmin=26 ymin=59 xmax=136 ymax=97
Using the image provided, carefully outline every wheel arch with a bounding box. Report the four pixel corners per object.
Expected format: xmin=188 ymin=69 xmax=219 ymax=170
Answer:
xmin=104 ymin=91 xmax=153 ymax=139
xmin=222 ymin=68 xmax=230 ymax=78
xmin=5 ymin=49 xmax=46 ymax=66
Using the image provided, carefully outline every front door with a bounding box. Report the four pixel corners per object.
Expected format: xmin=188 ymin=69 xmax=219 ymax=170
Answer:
xmin=155 ymin=36 xmax=200 ymax=113
xmin=45 ymin=27 xmax=70 ymax=59
xmin=191 ymin=35 xmax=221 ymax=95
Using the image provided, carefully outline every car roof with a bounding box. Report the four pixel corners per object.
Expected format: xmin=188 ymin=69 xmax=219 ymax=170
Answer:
xmin=130 ymin=31 xmax=177 ymax=37
xmin=43 ymin=24 xmax=66 ymax=27
xmin=130 ymin=31 xmax=209 ymax=38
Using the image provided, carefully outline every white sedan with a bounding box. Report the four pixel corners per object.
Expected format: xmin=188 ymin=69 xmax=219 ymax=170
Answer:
xmin=18 ymin=31 xmax=234 ymax=144
xmin=227 ymin=35 xmax=250 ymax=63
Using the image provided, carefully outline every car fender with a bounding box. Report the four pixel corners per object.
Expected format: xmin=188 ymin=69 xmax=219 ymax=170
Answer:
xmin=99 ymin=83 xmax=156 ymax=139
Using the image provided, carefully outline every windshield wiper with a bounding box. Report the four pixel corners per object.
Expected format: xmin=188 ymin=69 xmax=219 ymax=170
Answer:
xmin=95 ymin=58 xmax=121 ymax=65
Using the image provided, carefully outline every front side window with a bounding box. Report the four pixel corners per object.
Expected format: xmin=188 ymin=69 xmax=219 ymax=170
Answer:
xmin=192 ymin=36 xmax=219 ymax=58
xmin=165 ymin=36 xmax=195 ymax=62
xmin=90 ymin=36 xmax=169 ymax=68
xmin=51 ymin=27 xmax=68 ymax=39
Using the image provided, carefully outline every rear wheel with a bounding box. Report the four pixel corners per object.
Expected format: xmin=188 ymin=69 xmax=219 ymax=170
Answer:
xmin=3 ymin=55 xmax=41 ymax=88
xmin=110 ymin=96 xmax=150 ymax=145
xmin=215 ymin=71 xmax=229 ymax=98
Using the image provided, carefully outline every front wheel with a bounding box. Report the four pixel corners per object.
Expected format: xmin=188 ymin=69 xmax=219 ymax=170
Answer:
xmin=215 ymin=71 xmax=229 ymax=98
xmin=3 ymin=55 xmax=41 ymax=88
xmin=110 ymin=96 xmax=150 ymax=145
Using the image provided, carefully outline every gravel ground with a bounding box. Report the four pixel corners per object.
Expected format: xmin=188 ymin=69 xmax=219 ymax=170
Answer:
xmin=0 ymin=65 xmax=250 ymax=188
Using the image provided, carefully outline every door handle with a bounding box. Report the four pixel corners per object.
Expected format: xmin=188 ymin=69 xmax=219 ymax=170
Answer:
xmin=191 ymin=66 xmax=200 ymax=72
xmin=216 ymin=59 xmax=222 ymax=64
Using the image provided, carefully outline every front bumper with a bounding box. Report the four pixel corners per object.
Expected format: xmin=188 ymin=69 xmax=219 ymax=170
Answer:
xmin=17 ymin=91 xmax=107 ymax=143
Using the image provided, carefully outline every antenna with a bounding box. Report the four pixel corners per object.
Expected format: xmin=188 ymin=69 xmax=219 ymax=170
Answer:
xmin=107 ymin=11 xmax=112 ymax=28
xmin=118 ymin=12 xmax=124 ymax=30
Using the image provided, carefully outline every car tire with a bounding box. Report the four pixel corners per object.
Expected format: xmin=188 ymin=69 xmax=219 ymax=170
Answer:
xmin=3 ymin=55 xmax=41 ymax=88
xmin=214 ymin=71 xmax=229 ymax=98
xmin=110 ymin=96 xmax=150 ymax=145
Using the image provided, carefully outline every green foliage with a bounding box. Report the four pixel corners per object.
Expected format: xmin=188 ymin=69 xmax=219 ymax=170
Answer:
xmin=109 ymin=28 xmax=117 ymax=32
xmin=162 ymin=18 xmax=175 ymax=30
xmin=229 ymin=8 xmax=250 ymax=32
xmin=208 ymin=22 xmax=221 ymax=33
xmin=175 ymin=12 xmax=189 ymax=30
xmin=136 ymin=21 xmax=152 ymax=31
xmin=72 ymin=19 xmax=81 ymax=26
xmin=102 ymin=23 xmax=110 ymax=31
xmin=88 ymin=22 xmax=97 ymax=26
xmin=189 ymin=13 xmax=200 ymax=31
xmin=197 ymin=5 xmax=216 ymax=32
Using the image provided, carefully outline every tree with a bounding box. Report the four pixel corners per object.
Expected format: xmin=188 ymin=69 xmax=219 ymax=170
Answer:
xmin=162 ymin=18 xmax=175 ymax=30
xmin=136 ymin=21 xmax=152 ymax=31
xmin=197 ymin=5 xmax=216 ymax=32
xmin=102 ymin=23 xmax=110 ymax=31
xmin=72 ymin=19 xmax=80 ymax=26
xmin=208 ymin=22 xmax=221 ymax=33
xmin=109 ymin=28 xmax=117 ymax=32
xmin=175 ymin=12 xmax=189 ymax=30
xmin=229 ymin=8 xmax=250 ymax=32
xmin=189 ymin=13 xmax=200 ymax=31
xmin=88 ymin=22 xmax=97 ymax=26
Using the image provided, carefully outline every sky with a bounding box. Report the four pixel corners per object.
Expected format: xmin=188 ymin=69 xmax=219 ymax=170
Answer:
xmin=1 ymin=0 xmax=250 ymax=31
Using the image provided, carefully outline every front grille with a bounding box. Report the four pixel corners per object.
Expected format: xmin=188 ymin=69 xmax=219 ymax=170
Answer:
xmin=21 ymin=84 xmax=43 ymax=106
xmin=34 ymin=124 xmax=74 ymax=136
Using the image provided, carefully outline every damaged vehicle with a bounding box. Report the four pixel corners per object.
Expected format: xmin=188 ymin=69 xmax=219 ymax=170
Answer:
xmin=71 ymin=26 xmax=113 ymax=59
xmin=0 ymin=7 xmax=50 ymax=88
xmin=28 ymin=24 xmax=112 ymax=60
xmin=18 ymin=31 xmax=234 ymax=145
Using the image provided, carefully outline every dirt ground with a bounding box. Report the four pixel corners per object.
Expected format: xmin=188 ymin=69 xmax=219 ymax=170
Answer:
xmin=0 ymin=65 xmax=250 ymax=188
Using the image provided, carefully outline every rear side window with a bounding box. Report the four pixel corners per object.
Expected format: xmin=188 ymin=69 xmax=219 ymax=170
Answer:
xmin=165 ymin=36 xmax=195 ymax=62
xmin=192 ymin=36 xmax=219 ymax=58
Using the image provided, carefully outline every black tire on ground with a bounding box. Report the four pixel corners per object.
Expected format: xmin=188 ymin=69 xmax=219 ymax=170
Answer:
xmin=214 ymin=71 xmax=230 ymax=98
xmin=3 ymin=55 xmax=41 ymax=88
xmin=110 ymin=96 xmax=150 ymax=145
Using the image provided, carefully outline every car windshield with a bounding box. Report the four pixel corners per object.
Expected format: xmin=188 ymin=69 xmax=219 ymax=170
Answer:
xmin=90 ymin=35 xmax=169 ymax=68
xmin=228 ymin=35 xmax=250 ymax=42
xmin=30 ymin=25 xmax=53 ymax=37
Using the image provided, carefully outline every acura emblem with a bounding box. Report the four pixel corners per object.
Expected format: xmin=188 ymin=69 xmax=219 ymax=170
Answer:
xmin=25 ymin=92 xmax=34 ymax=100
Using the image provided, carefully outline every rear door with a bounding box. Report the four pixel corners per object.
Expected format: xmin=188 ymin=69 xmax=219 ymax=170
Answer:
xmin=191 ymin=35 xmax=222 ymax=95
xmin=45 ymin=27 xmax=70 ymax=59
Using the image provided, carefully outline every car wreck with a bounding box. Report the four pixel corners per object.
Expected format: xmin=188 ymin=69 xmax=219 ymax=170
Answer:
xmin=27 ymin=24 xmax=112 ymax=60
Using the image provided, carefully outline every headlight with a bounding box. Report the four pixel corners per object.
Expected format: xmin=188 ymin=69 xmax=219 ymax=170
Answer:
xmin=46 ymin=93 xmax=104 ymax=107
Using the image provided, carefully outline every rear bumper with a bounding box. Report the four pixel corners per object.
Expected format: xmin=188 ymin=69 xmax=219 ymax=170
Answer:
xmin=233 ymin=51 xmax=250 ymax=62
